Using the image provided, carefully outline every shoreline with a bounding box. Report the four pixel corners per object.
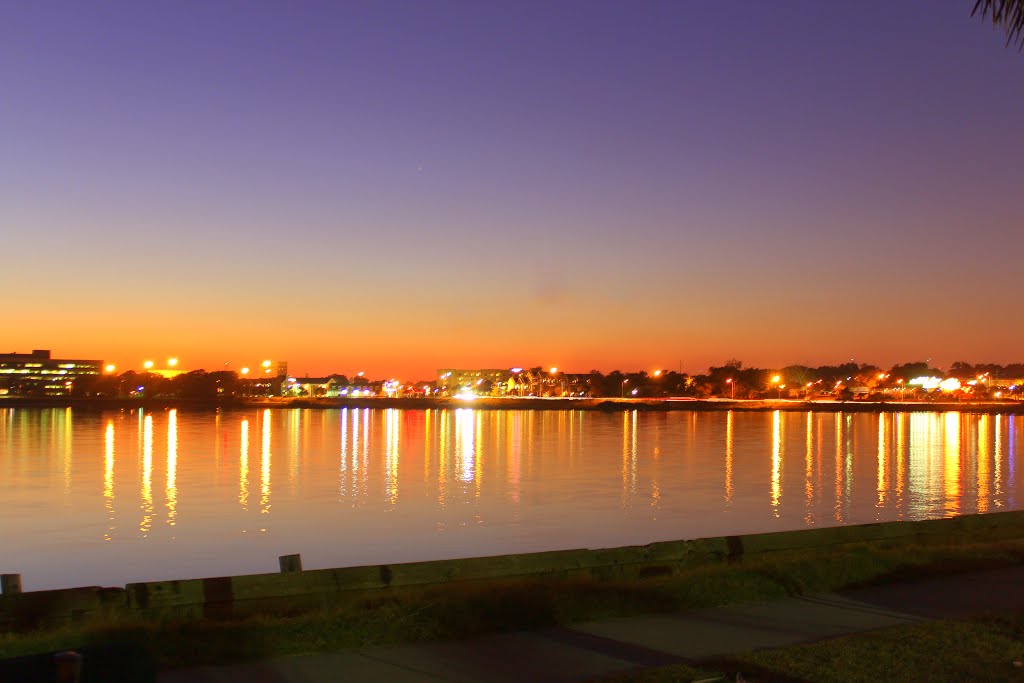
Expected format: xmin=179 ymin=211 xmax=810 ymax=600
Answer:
xmin=4 ymin=511 xmax=1024 ymax=676
xmin=3 ymin=509 xmax=1024 ymax=625
xmin=2 ymin=395 xmax=1023 ymax=414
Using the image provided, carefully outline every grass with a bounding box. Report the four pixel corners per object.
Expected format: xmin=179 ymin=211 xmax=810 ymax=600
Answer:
xmin=734 ymin=618 xmax=1024 ymax=682
xmin=595 ymin=617 xmax=1024 ymax=682
xmin=3 ymin=539 xmax=1024 ymax=672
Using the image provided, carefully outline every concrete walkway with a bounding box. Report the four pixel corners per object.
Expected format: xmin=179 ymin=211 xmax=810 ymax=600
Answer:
xmin=159 ymin=565 xmax=1024 ymax=683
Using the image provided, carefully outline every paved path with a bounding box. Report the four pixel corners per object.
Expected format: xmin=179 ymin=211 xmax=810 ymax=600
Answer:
xmin=159 ymin=565 xmax=1024 ymax=683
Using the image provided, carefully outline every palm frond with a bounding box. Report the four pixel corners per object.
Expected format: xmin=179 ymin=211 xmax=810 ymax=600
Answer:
xmin=972 ymin=0 xmax=1024 ymax=49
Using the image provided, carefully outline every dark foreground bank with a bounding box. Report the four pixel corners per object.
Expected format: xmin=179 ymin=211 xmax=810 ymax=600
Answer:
xmin=4 ymin=510 xmax=1024 ymax=680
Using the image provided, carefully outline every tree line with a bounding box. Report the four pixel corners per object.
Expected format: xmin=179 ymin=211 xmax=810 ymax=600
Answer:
xmin=69 ymin=359 xmax=1024 ymax=400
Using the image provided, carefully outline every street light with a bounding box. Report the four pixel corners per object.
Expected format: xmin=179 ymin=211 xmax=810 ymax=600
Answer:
xmin=104 ymin=364 xmax=116 ymax=374
xmin=771 ymin=375 xmax=782 ymax=400
xmin=726 ymin=378 xmax=734 ymax=400
xmin=548 ymin=367 xmax=562 ymax=396
xmin=621 ymin=378 xmax=629 ymax=398
xmin=240 ymin=367 xmax=250 ymax=376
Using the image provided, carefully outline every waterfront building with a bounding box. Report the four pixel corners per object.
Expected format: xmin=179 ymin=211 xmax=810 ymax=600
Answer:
xmin=234 ymin=359 xmax=288 ymax=396
xmin=256 ymin=360 xmax=288 ymax=378
xmin=283 ymin=376 xmax=339 ymax=398
xmin=437 ymin=368 xmax=513 ymax=395
xmin=0 ymin=350 xmax=102 ymax=396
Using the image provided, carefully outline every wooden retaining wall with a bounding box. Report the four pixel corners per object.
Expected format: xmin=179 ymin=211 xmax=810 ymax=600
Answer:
xmin=4 ymin=509 xmax=1024 ymax=630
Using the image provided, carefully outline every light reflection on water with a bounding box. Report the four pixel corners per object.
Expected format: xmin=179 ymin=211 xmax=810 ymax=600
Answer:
xmin=1 ymin=407 xmax=1024 ymax=590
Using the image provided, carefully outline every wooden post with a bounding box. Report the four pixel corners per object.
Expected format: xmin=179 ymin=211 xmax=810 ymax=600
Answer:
xmin=1 ymin=574 xmax=22 ymax=595
xmin=54 ymin=651 xmax=82 ymax=683
xmin=279 ymin=554 xmax=302 ymax=573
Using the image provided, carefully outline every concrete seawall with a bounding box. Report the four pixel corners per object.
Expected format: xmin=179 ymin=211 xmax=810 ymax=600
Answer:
xmin=4 ymin=510 xmax=1024 ymax=630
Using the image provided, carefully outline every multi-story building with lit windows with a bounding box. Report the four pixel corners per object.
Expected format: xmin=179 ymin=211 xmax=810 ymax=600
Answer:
xmin=0 ymin=350 xmax=103 ymax=396
xmin=437 ymin=368 xmax=513 ymax=395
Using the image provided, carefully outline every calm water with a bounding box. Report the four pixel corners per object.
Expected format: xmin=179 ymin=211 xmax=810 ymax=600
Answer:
xmin=1 ymin=407 xmax=1021 ymax=590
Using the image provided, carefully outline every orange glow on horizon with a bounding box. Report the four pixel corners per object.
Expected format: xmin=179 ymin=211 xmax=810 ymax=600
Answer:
xmin=8 ymin=312 xmax=1024 ymax=381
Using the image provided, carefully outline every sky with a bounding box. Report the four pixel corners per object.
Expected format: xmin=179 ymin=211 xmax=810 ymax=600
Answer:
xmin=2 ymin=1 xmax=1022 ymax=379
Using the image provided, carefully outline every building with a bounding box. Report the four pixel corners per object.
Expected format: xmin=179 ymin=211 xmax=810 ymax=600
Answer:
xmin=0 ymin=350 xmax=103 ymax=396
xmin=281 ymin=376 xmax=333 ymax=397
xmin=437 ymin=369 xmax=513 ymax=395
xmin=239 ymin=359 xmax=288 ymax=378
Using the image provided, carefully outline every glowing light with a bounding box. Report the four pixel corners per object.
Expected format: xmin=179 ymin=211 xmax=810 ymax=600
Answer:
xmin=167 ymin=357 xmax=178 ymax=367
xmin=104 ymin=364 xmax=116 ymax=373
xmin=771 ymin=375 xmax=781 ymax=384
xmin=241 ymin=367 xmax=250 ymax=375
xmin=103 ymin=420 xmax=115 ymax=540
xmin=939 ymin=378 xmax=962 ymax=393
xmin=143 ymin=360 xmax=154 ymax=370
xmin=909 ymin=376 xmax=941 ymax=390
xmin=652 ymin=370 xmax=662 ymax=377
xmin=140 ymin=414 xmax=153 ymax=534
xmin=511 ymin=367 xmax=523 ymax=373
xmin=549 ymin=367 xmax=558 ymax=373
xmin=260 ymin=409 xmax=271 ymax=514
xmin=454 ymin=391 xmax=477 ymax=401
xmin=261 ymin=360 xmax=272 ymax=368
xmin=385 ymin=409 xmax=400 ymax=505
xmin=166 ymin=409 xmax=177 ymax=527
xmin=771 ymin=410 xmax=781 ymax=516
xmin=239 ymin=419 xmax=249 ymax=510
xmin=724 ymin=411 xmax=733 ymax=505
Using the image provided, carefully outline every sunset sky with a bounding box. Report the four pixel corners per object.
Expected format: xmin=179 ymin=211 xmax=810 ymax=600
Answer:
xmin=2 ymin=1 xmax=1022 ymax=380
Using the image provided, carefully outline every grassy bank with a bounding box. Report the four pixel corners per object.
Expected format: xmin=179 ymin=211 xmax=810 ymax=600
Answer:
xmin=3 ymin=538 xmax=1024 ymax=671
xmin=735 ymin=616 xmax=1024 ymax=683
xmin=599 ymin=615 xmax=1024 ymax=682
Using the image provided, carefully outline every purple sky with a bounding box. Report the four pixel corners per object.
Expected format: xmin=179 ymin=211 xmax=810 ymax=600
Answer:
xmin=2 ymin=1 xmax=1022 ymax=378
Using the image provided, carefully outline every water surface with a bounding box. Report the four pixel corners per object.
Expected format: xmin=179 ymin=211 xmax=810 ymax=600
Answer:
xmin=0 ymin=407 xmax=1019 ymax=590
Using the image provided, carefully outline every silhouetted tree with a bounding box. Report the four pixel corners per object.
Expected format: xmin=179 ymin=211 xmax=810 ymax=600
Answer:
xmin=887 ymin=362 xmax=944 ymax=382
xmin=974 ymin=0 xmax=1024 ymax=48
xmin=948 ymin=361 xmax=976 ymax=378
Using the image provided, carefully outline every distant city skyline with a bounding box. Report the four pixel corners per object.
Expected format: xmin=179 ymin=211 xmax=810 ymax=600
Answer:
xmin=3 ymin=346 xmax=1021 ymax=384
xmin=3 ymin=1 xmax=1022 ymax=379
